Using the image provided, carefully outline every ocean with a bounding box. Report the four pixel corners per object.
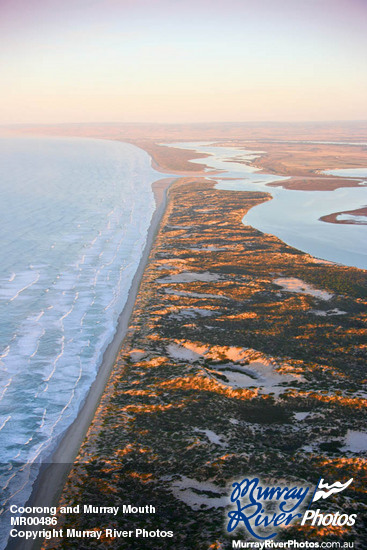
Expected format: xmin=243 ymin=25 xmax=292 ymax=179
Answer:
xmin=0 ymin=136 xmax=163 ymax=547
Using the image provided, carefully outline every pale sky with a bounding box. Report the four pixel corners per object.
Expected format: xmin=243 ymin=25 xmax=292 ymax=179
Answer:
xmin=0 ymin=0 xmax=366 ymax=124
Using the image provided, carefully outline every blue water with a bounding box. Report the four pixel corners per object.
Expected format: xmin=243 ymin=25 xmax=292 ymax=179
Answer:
xmin=323 ymin=168 xmax=367 ymax=178
xmin=0 ymin=136 xmax=165 ymax=544
xmin=169 ymin=142 xmax=367 ymax=270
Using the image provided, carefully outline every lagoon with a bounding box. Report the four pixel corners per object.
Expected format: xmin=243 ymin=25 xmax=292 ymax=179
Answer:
xmin=170 ymin=142 xmax=367 ymax=270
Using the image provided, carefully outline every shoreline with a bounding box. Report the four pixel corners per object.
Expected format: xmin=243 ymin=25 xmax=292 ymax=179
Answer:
xmin=122 ymin=139 xmax=222 ymax=177
xmin=4 ymin=169 xmax=178 ymax=550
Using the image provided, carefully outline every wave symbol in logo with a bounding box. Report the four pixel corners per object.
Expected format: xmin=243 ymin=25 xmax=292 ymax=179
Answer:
xmin=312 ymin=478 xmax=353 ymax=502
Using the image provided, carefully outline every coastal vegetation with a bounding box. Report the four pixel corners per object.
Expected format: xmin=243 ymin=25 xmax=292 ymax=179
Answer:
xmin=46 ymin=176 xmax=367 ymax=549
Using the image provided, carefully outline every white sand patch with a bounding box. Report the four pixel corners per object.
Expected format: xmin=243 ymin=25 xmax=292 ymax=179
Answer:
xmin=157 ymin=271 xmax=220 ymax=284
xmin=166 ymin=343 xmax=203 ymax=363
xmin=169 ymin=341 xmax=210 ymax=359
xmin=193 ymin=428 xmax=226 ymax=446
xmin=156 ymin=263 xmax=181 ymax=271
xmin=294 ymin=412 xmax=310 ymax=421
xmin=273 ymin=277 xmax=333 ymax=301
xmin=214 ymin=360 xmax=304 ymax=396
xmin=342 ymin=430 xmax=367 ymax=452
xmin=309 ymin=308 xmax=346 ymax=316
xmin=167 ymin=341 xmax=251 ymax=363
xmin=185 ymin=342 xmax=249 ymax=363
xmin=171 ymin=308 xmax=216 ymax=318
xmin=167 ymin=340 xmax=304 ymax=395
xmin=355 ymin=391 xmax=367 ymax=399
xmin=128 ymin=350 xmax=147 ymax=362
xmin=168 ymin=341 xmax=265 ymax=365
xmin=170 ymin=476 xmax=229 ymax=510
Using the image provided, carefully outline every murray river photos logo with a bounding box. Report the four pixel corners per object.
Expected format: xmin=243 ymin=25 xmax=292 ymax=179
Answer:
xmin=227 ymin=476 xmax=356 ymax=540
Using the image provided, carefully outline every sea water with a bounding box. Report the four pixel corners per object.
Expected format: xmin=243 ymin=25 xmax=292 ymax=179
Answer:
xmin=169 ymin=142 xmax=367 ymax=269
xmin=0 ymin=136 xmax=163 ymax=546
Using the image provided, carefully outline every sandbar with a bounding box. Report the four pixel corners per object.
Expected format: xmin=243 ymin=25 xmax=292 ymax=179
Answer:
xmin=320 ymin=205 xmax=367 ymax=225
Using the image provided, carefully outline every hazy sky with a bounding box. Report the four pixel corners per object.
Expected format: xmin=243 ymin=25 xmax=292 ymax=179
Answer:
xmin=0 ymin=0 xmax=366 ymax=124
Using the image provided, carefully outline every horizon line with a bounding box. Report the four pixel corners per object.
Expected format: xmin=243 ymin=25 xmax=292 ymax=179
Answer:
xmin=1 ymin=119 xmax=367 ymax=128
